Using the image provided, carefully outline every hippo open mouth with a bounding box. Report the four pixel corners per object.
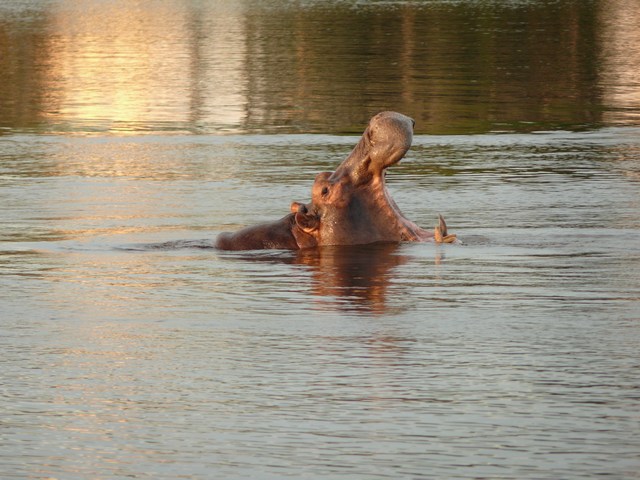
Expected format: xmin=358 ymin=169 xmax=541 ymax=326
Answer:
xmin=215 ymin=111 xmax=456 ymax=250
xmin=291 ymin=111 xmax=434 ymax=246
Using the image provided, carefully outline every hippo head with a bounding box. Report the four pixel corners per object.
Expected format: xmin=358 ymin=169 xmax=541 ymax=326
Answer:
xmin=290 ymin=111 xmax=431 ymax=247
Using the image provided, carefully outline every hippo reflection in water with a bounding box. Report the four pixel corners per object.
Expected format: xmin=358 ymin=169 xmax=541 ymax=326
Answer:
xmin=215 ymin=112 xmax=457 ymax=250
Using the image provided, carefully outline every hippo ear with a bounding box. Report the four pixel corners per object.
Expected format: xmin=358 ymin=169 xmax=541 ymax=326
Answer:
xmin=295 ymin=211 xmax=319 ymax=234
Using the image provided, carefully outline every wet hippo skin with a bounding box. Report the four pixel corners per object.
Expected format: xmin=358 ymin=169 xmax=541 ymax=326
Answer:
xmin=214 ymin=212 xmax=315 ymax=251
xmin=215 ymin=111 xmax=456 ymax=250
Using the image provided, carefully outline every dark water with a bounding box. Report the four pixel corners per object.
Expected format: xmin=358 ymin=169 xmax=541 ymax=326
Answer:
xmin=1 ymin=1 xmax=640 ymax=479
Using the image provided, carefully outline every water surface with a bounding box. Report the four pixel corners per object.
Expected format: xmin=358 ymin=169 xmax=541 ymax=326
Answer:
xmin=1 ymin=1 xmax=640 ymax=479
xmin=2 ymin=129 xmax=639 ymax=479
xmin=1 ymin=0 xmax=640 ymax=134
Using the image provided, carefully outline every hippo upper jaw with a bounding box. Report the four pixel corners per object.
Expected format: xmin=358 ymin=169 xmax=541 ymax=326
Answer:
xmin=330 ymin=111 xmax=414 ymax=187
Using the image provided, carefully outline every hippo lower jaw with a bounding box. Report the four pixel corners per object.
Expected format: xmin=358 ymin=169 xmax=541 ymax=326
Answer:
xmin=300 ymin=170 xmax=457 ymax=247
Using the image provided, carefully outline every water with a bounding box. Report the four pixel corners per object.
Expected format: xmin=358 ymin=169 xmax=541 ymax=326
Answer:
xmin=2 ymin=0 xmax=640 ymax=135
xmin=1 ymin=1 xmax=640 ymax=479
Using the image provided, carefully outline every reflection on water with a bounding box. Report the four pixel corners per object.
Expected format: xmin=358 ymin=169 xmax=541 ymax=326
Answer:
xmin=599 ymin=0 xmax=640 ymax=124
xmin=1 ymin=0 xmax=640 ymax=134
xmin=296 ymin=243 xmax=409 ymax=315
xmin=228 ymin=243 xmax=413 ymax=315
xmin=2 ymin=1 xmax=640 ymax=478
xmin=42 ymin=2 xmax=193 ymax=132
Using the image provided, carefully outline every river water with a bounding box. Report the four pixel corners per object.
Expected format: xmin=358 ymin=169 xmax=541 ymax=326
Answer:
xmin=1 ymin=1 xmax=640 ymax=479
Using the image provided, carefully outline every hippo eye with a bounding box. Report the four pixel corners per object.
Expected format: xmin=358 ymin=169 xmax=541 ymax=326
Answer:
xmin=321 ymin=186 xmax=329 ymax=196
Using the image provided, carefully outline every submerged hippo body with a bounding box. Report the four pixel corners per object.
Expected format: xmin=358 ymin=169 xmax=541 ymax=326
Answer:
xmin=215 ymin=111 xmax=456 ymax=250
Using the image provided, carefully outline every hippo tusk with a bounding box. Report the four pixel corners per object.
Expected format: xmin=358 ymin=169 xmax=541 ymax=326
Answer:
xmin=434 ymin=214 xmax=458 ymax=244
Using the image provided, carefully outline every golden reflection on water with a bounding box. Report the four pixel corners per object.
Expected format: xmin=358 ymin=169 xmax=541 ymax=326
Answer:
xmin=2 ymin=0 xmax=640 ymax=134
xmin=600 ymin=0 xmax=640 ymax=125
xmin=42 ymin=2 xmax=186 ymax=132
xmin=40 ymin=1 xmax=247 ymax=133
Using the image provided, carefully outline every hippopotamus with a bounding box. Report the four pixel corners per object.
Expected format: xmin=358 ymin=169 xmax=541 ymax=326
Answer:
xmin=215 ymin=111 xmax=457 ymax=250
